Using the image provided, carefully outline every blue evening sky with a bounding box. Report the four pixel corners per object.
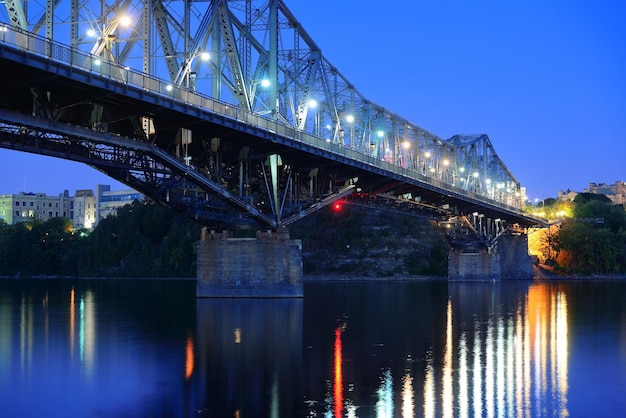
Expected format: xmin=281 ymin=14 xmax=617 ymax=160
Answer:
xmin=1 ymin=0 xmax=624 ymax=202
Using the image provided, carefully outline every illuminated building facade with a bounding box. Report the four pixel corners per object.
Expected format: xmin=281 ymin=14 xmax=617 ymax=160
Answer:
xmin=0 ymin=190 xmax=72 ymax=225
xmin=0 ymin=185 xmax=142 ymax=229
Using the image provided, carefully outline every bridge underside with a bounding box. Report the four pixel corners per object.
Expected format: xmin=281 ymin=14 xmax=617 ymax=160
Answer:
xmin=0 ymin=44 xmax=541 ymax=248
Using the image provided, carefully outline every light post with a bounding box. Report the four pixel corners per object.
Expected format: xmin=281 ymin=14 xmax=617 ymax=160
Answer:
xmin=180 ymin=51 xmax=210 ymax=90
xmin=87 ymin=14 xmax=133 ymax=62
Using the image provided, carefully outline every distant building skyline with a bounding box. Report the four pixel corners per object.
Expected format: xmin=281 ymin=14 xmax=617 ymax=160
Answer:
xmin=0 ymin=185 xmax=142 ymax=229
xmin=558 ymin=181 xmax=626 ymax=206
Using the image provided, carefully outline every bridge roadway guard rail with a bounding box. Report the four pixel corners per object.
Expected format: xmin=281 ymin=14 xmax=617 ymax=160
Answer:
xmin=0 ymin=25 xmax=540 ymax=227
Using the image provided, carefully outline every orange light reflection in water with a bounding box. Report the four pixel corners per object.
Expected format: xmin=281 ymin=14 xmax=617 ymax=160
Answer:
xmin=70 ymin=287 xmax=75 ymax=357
xmin=333 ymin=326 xmax=343 ymax=418
xmin=185 ymin=336 xmax=195 ymax=380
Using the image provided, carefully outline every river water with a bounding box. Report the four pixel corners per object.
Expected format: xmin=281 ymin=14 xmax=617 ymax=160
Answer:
xmin=0 ymin=278 xmax=625 ymax=417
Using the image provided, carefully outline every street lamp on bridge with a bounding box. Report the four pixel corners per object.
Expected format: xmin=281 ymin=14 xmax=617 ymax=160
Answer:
xmin=180 ymin=51 xmax=211 ymax=91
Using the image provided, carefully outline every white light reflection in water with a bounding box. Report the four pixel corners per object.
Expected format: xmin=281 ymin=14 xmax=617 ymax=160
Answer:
xmin=485 ymin=315 xmax=494 ymax=418
xmin=473 ymin=322 xmax=482 ymax=417
xmin=376 ymin=368 xmax=393 ymax=417
xmin=20 ymin=294 xmax=33 ymax=377
xmin=458 ymin=332 xmax=468 ymax=418
xmin=317 ymin=283 xmax=569 ymax=417
xmin=69 ymin=287 xmax=96 ymax=377
xmin=430 ymin=284 xmax=569 ymax=417
xmin=401 ymin=370 xmax=414 ymax=417
xmin=376 ymin=369 xmax=393 ymax=418
xmin=76 ymin=291 xmax=96 ymax=378
xmin=423 ymin=352 xmax=435 ymax=418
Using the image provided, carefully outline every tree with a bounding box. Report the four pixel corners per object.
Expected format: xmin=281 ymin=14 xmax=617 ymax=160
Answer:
xmin=552 ymin=197 xmax=626 ymax=275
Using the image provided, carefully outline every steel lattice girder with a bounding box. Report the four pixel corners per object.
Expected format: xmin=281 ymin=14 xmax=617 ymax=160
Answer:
xmin=0 ymin=0 xmax=527 ymax=209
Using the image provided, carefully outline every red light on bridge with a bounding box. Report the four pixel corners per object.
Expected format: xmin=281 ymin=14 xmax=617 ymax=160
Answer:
xmin=332 ymin=202 xmax=342 ymax=212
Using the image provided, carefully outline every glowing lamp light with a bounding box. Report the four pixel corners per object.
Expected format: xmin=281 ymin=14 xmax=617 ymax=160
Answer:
xmin=346 ymin=115 xmax=354 ymax=123
xmin=119 ymin=15 xmax=132 ymax=27
xmin=402 ymin=141 xmax=410 ymax=150
xmin=308 ymin=99 xmax=317 ymax=108
xmin=260 ymin=78 xmax=270 ymax=88
xmin=442 ymin=159 xmax=450 ymax=166
xmin=473 ymin=172 xmax=479 ymax=178
xmin=332 ymin=202 xmax=342 ymax=212
xmin=86 ymin=29 xmax=97 ymax=38
xmin=199 ymin=51 xmax=210 ymax=61
xmin=377 ymin=130 xmax=384 ymax=138
xmin=165 ymin=84 xmax=173 ymax=92
xmin=424 ymin=151 xmax=432 ymax=158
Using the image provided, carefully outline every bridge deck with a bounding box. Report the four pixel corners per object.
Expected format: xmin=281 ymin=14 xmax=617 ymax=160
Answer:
xmin=0 ymin=26 xmax=545 ymax=233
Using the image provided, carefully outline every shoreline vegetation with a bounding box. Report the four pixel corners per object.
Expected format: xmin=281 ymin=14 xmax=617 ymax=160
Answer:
xmin=1 ymin=192 xmax=625 ymax=279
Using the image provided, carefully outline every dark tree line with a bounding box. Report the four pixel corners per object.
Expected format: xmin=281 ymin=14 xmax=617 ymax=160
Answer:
xmin=0 ymin=200 xmax=202 ymax=278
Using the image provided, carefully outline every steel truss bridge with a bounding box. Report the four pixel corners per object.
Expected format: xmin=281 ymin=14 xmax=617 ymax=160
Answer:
xmin=0 ymin=0 xmax=544 ymax=249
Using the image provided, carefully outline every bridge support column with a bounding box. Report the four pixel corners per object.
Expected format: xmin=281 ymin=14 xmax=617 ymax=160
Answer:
xmin=196 ymin=228 xmax=303 ymax=297
xmin=448 ymin=234 xmax=533 ymax=281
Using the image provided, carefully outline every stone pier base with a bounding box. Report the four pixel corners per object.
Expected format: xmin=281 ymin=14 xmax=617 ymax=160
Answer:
xmin=448 ymin=234 xmax=533 ymax=281
xmin=196 ymin=228 xmax=303 ymax=297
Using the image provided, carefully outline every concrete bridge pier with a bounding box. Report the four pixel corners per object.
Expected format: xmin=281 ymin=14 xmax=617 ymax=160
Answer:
xmin=196 ymin=228 xmax=303 ymax=297
xmin=448 ymin=234 xmax=534 ymax=281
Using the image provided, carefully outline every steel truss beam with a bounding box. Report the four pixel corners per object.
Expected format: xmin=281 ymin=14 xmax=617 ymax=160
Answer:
xmin=0 ymin=0 xmax=527 ymax=210
xmin=0 ymin=109 xmax=355 ymax=229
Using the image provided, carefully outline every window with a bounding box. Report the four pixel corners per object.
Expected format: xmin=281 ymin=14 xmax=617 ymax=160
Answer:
xmin=15 ymin=210 xmax=19 ymax=216
xmin=15 ymin=202 xmax=19 ymax=206
xmin=30 ymin=202 xmax=34 ymax=207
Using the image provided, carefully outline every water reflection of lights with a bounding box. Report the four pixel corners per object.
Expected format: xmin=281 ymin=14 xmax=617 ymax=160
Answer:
xmin=334 ymin=326 xmax=343 ymax=418
xmin=401 ymin=369 xmax=414 ymax=417
xmin=424 ymin=352 xmax=435 ymax=418
xmin=75 ymin=290 xmax=95 ymax=377
xmin=185 ymin=336 xmax=194 ymax=380
xmin=376 ymin=368 xmax=393 ymax=417
xmin=317 ymin=283 xmax=569 ymax=417
xmin=442 ymin=300 xmax=453 ymax=418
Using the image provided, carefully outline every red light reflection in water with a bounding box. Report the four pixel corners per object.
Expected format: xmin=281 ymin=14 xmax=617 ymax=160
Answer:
xmin=334 ymin=326 xmax=343 ymax=418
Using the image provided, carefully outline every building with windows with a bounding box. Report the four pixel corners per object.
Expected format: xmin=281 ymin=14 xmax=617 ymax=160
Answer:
xmin=0 ymin=185 xmax=143 ymax=229
xmin=585 ymin=181 xmax=626 ymax=205
xmin=95 ymin=184 xmax=143 ymax=222
xmin=0 ymin=190 xmax=72 ymax=225
xmin=558 ymin=181 xmax=626 ymax=205
xmin=73 ymin=189 xmax=97 ymax=229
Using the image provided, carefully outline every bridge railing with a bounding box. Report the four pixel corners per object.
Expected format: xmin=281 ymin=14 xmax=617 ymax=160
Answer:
xmin=0 ymin=25 xmax=525 ymax=213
